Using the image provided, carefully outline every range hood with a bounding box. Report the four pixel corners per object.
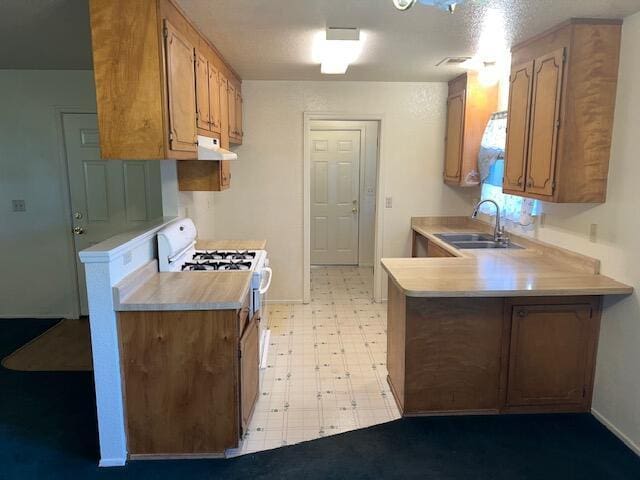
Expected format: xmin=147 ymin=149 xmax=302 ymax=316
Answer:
xmin=197 ymin=135 xmax=237 ymax=161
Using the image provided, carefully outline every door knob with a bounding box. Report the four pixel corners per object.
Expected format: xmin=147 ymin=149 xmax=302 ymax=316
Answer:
xmin=72 ymin=226 xmax=85 ymax=235
xmin=352 ymin=207 xmax=358 ymax=213
xmin=73 ymin=211 xmax=83 ymax=220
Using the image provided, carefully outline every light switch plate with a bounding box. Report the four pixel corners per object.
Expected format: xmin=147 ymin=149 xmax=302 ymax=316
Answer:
xmin=12 ymin=200 xmax=26 ymax=212
xmin=385 ymin=197 xmax=393 ymax=208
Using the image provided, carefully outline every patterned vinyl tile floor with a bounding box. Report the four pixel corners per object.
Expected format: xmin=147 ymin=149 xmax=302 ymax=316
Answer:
xmin=232 ymin=266 xmax=399 ymax=455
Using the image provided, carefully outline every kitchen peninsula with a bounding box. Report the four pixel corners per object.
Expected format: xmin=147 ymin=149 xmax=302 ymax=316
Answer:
xmin=382 ymin=217 xmax=633 ymax=416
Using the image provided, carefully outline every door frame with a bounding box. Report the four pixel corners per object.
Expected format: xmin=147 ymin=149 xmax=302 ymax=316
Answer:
xmin=309 ymin=123 xmax=364 ymax=266
xmin=303 ymin=113 xmax=385 ymax=304
xmin=53 ymin=107 xmax=97 ymax=319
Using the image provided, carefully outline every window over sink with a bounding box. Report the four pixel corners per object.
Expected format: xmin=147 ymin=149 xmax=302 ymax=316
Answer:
xmin=477 ymin=112 xmax=540 ymax=227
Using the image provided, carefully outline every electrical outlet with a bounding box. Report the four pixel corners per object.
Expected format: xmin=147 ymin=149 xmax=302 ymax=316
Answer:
xmin=122 ymin=251 xmax=132 ymax=265
xmin=11 ymin=200 xmax=26 ymax=212
xmin=385 ymin=197 xmax=393 ymax=208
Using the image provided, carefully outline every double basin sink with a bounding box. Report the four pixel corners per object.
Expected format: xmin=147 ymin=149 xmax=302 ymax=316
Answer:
xmin=434 ymin=233 xmax=523 ymax=250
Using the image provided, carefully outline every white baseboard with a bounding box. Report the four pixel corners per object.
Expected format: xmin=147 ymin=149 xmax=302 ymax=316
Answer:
xmin=592 ymin=408 xmax=640 ymax=456
xmin=98 ymin=457 xmax=127 ymax=467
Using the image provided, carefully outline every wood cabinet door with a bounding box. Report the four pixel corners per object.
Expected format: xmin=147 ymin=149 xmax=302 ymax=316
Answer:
xmin=208 ymin=64 xmax=222 ymax=134
xmin=239 ymin=314 xmax=259 ymax=434
xmin=443 ymin=92 xmax=465 ymax=182
xmin=164 ymin=20 xmax=197 ymax=153
xmin=218 ymin=75 xmax=230 ymax=148
xmin=220 ymin=160 xmax=231 ymax=188
xmin=507 ymin=303 xmax=593 ymax=407
xmin=525 ymin=48 xmax=565 ymax=197
xmin=227 ymin=83 xmax=237 ymax=138
xmin=195 ymin=51 xmax=210 ymax=131
xmin=504 ymin=61 xmax=534 ymax=193
xmin=235 ymin=90 xmax=243 ymax=140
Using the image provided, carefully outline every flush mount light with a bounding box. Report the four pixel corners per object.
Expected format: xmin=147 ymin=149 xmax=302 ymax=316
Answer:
xmin=313 ymin=27 xmax=364 ymax=75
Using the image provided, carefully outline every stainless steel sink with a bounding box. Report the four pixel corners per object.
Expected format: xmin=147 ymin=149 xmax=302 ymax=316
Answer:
xmin=451 ymin=240 xmax=522 ymax=250
xmin=435 ymin=233 xmax=494 ymax=242
xmin=434 ymin=233 xmax=523 ymax=250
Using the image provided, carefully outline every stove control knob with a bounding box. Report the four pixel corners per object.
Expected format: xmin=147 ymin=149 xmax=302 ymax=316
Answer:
xmin=72 ymin=226 xmax=85 ymax=235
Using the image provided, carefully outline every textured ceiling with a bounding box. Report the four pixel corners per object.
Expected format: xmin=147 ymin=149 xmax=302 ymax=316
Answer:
xmin=177 ymin=0 xmax=640 ymax=81
xmin=1 ymin=0 xmax=640 ymax=79
xmin=0 ymin=0 xmax=92 ymax=69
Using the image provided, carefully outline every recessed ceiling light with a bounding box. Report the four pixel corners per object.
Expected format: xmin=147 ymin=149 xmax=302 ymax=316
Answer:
xmin=313 ymin=28 xmax=364 ymax=75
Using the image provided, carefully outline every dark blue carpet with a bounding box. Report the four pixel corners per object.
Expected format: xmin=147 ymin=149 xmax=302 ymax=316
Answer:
xmin=2 ymin=319 xmax=640 ymax=480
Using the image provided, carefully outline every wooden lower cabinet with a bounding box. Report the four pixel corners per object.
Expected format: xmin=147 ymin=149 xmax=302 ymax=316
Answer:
xmin=240 ymin=315 xmax=259 ymax=434
xmin=386 ymin=280 xmax=602 ymax=416
xmin=117 ymin=302 xmax=259 ymax=457
xmin=504 ymin=298 xmax=600 ymax=411
xmin=411 ymin=231 xmax=454 ymax=258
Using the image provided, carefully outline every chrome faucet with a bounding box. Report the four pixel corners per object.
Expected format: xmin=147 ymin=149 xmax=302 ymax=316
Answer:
xmin=471 ymin=199 xmax=509 ymax=244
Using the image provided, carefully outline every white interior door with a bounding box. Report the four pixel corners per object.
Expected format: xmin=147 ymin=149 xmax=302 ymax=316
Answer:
xmin=310 ymin=129 xmax=361 ymax=265
xmin=63 ymin=113 xmax=162 ymax=315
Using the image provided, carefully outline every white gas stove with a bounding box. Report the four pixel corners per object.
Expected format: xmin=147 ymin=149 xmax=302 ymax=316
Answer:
xmin=156 ymin=218 xmax=271 ymax=368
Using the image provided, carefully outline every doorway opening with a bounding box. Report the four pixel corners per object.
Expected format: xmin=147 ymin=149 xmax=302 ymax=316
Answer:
xmin=304 ymin=115 xmax=384 ymax=304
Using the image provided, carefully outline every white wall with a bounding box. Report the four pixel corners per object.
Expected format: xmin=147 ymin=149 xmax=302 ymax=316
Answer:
xmin=523 ymin=13 xmax=640 ymax=453
xmin=179 ymin=81 xmax=476 ymax=301
xmin=0 ymin=70 xmax=97 ymax=318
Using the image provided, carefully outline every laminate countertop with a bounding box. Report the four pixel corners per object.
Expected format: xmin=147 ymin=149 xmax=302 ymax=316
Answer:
xmin=381 ymin=217 xmax=633 ymax=298
xmin=114 ymin=265 xmax=252 ymax=311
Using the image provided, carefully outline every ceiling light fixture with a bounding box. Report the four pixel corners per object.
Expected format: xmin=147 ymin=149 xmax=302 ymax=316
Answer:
xmin=393 ymin=0 xmax=461 ymax=14
xmin=313 ymin=27 xmax=364 ymax=75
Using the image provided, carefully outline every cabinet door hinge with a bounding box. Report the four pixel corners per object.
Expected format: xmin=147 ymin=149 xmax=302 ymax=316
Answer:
xmin=169 ymin=132 xmax=174 ymax=141
xmin=551 ymin=181 xmax=556 ymax=191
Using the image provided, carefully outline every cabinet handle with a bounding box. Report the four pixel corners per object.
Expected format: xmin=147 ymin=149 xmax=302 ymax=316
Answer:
xmin=527 ymin=180 xmax=533 ymax=188
xmin=518 ymin=310 xmax=526 ymax=318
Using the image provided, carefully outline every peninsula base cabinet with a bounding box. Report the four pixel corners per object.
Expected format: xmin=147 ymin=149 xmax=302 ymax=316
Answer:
xmin=387 ymin=281 xmax=602 ymax=416
xmin=117 ymin=301 xmax=259 ymax=458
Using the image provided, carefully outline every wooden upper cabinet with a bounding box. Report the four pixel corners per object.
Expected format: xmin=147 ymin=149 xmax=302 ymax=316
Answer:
xmin=444 ymin=92 xmax=465 ymax=182
xmin=503 ymin=61 xmax=534 ymax=192
xmin=208 ymin=64 xmax=222 ymax=134
xmin=526 ymin=49 xmax=564 ymax=197
xmin=164 ymin=20 xmax=197 ymax=153
xmin=196 ymin=53 xmax=222 ymax=135
xmin=227 ymin=83 xmax=237 ymax=139
xmin=195 ymin=51 xmax=211 ymax=131
xmin=443 ymin=73 xmax=498 ymax=187
xmin=89 ymin=0 xmax=242 ymax=168
xmin=504 ymin=19 xmax=622 ymax=203
xmin=506 ymin=302 xmax=599 ymax=407
xmin=235 ymin=90 xmax=244 ymax=141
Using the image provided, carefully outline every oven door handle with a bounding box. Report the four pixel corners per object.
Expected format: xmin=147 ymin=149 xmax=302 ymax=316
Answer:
xmin=259 ymin=267 xmax=273 ymax=294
